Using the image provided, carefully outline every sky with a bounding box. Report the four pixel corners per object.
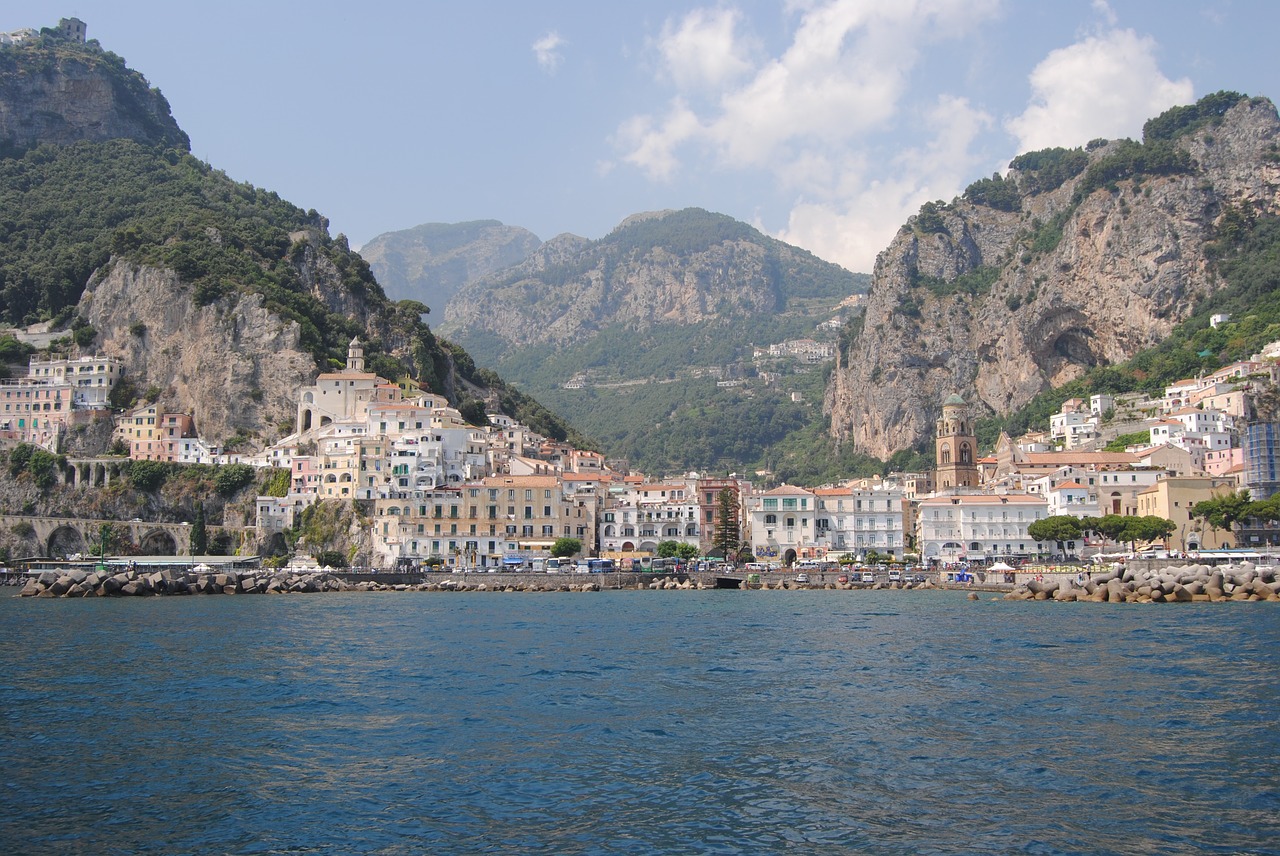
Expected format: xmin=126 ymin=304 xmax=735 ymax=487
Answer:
xmin=9 ymin=1 xmax=1280 ymax=273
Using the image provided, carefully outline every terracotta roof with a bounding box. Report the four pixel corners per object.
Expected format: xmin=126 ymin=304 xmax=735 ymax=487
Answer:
xmin=1020 ymin=452 xmax=1139 ymax=466
xmin=920 ymin=494 xmax=1046 ymax=505
xmin=1051 ymin=481 xmax=1086 ymax=490
xmin=316 ymin=372 xmax=380 ymax=381
xmin=763 ymin=483 xmax=815 ymax=496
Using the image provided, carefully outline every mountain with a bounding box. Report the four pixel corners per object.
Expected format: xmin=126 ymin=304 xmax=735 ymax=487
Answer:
xmin=359 ymin=220 xmax=542 ymax=315
xmin=0 ymin=29 xmax=581 ymax=450
xmin=439 ymin=208 xmax=868 ymax=474
xmin=826 ymin=92 xmax=1280 ymax=459
xmin=0 ymin=29 xmax=188 ymax=152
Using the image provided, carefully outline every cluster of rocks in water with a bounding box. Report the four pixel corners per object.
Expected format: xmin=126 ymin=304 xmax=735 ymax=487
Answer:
xmin=18 ymin=568 xmax=358 ymax=597
xmin=16 ymin=569 xmax=950 ymax=598
xmin=15 ymin=569 xmax=716 ymax=598
xmin=1005 ymin=563 xmax=1280 ymax=603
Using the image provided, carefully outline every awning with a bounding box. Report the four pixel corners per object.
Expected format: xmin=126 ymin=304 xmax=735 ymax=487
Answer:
xmin=502 ymin=555 xmax=525 ymax=565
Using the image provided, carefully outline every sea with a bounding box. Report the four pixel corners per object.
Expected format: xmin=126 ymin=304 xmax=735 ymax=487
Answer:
xmin=1 ymin=588 xmax=1277 ymax=855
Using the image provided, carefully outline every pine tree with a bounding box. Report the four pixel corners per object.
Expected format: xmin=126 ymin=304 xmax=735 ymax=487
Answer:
xmin=714 ymin=487 xmax=740 ymax=559
xmin=190 ymin=500 xmax=208 ymax=556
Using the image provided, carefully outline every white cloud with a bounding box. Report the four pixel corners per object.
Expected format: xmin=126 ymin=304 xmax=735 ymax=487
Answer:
xmin=775 ymin=95 xmax=993 ymax=272
xmin=1006 ymin=28 xmax=1193 ymax=152
xmin=657 ymin=7 xmax=755 ymax=91
xmin=532 ymin=31 xmax=566 ymax=73
xmin=614 ymin=0 xmax=1002 ymax=270
xmin=615 ymin=99 xmax=702 ymax=181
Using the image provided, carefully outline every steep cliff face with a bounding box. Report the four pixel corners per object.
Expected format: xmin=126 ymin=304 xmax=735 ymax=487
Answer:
xmin=0 ymin=38 xmax=188 ymax=150
xmin=79 ymin=262 xmax=316 ymax=443
xmin=826 ymin=95 xmax=1280 ymax=458
xmin=358 ymin=220 xmax=542 ymax=314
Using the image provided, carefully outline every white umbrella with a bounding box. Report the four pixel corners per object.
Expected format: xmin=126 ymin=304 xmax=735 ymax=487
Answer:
xmin=989 ymin=561 xmax=1014 ymax=571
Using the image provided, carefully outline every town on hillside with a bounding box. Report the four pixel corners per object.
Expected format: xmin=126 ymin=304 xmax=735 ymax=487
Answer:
xmin=7 ymin=327 xmax=1280 ymax=570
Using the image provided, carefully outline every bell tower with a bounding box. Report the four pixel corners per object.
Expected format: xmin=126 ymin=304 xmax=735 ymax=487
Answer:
xmin=346 ymin=337 xmax=365 ymax=373
xmin=935 ymin=393 xmax=979 ymax=491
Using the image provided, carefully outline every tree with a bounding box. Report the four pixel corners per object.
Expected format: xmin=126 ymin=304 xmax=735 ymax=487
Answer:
xmin=1027 ymin=515 xmax=1083 ymax=554
xmin=550 ymin=537 xmax=581 ymax=559
xmin=713 ymin=487 xmax=740 ymax=559
xmin=658 ymin=540 xmax=699 ymax=561
xmin=189 ymin=500 xmax=208 ymax=555
xmin=1191 ymin=491 xmax=1252 ymax=540
xmin=1120 ymin=516 xmax=1176 ymax=552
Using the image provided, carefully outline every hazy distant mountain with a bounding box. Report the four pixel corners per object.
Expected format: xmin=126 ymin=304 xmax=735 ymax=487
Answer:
xmin=440 ymin=208 xmax=869 ymax=475
xmin=358 ymin=220 xmax=542 ymax=315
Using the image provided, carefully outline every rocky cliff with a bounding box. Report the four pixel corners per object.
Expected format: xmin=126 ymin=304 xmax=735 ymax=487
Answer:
xmin=359 ymin=220 xmax=542 ymax=314
xmin=79 ymin=261 xmax=316 ymax=443
xmin=826 ymin=94 xmax=1280 ymax=458
xmin=0 ymin=36 xmax=188 ymax=150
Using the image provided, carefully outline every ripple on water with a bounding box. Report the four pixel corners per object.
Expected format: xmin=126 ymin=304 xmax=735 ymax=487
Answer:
xmin=0 ymin=591 xmax=1277 ymax=854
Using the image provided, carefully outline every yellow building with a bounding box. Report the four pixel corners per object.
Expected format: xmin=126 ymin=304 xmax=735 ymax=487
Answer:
xmin=1135 ymin=476 xmax=1237 ymax=551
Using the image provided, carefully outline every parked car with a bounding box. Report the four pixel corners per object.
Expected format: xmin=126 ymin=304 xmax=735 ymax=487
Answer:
xmin=795 ymin=573 xmax=810 ymax=584
xmin=888 ymin=569 xmax=902 ymax=583
xmin=860 ymin=571 xmax=875 ymax=583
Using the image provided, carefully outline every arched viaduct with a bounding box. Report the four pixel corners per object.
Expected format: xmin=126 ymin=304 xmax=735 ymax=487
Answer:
xmin=0 ymin=515 xmax=252 ymax=558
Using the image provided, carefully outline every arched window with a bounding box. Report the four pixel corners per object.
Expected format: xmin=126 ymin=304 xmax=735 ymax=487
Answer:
xmin=960 ymin=443 xmax=972 ymax=465
xmin=941 ymin=447 xmax=952 ymax=465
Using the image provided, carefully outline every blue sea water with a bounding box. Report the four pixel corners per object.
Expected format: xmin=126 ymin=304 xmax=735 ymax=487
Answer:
xmin=0 ymin=589 xmax=1277 ymax=855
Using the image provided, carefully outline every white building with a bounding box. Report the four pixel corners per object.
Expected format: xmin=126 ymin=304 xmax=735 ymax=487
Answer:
xmin=746 ymin=484 xmax=818 ymax=565
xmin=918 ymin=494 xmax=1048 ymax=564
xmin=813 ymin=484 xmax=904 ymax=559
xmin=599 ymin=480 xmax=700 ymax=554
xmin=27 ymin=353 xmax=121 ymax=408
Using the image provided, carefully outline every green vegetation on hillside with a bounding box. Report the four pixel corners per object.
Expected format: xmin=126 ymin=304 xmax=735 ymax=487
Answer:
xmin=1142 ymin=90 xmax=1247 ymax=143
xmin=962 ymin=173 xmax=1021 ymax=212
xmin=1007 ymin=147 xmax=1090 ymax=195
xmin=0 ymin=138 xmax=379 ymax=367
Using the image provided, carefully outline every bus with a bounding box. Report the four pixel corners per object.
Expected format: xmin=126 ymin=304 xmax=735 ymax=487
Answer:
xmin=587 ymin=558 xmax=617 ymax=573
xmin=545 ymin=557 xmax=565 ymax=573
xmin=648 ymin=557 xmax=681 ymax=573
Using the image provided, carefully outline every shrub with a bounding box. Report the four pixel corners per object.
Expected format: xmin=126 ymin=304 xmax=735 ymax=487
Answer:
xmin=127 ymin=458 xmax=169 ymax=491
xmin=213 ymin=463 xmax=255 ymax=497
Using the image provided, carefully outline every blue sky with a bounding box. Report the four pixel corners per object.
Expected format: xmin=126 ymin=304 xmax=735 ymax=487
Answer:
xmin=9 ymin=1 xmax=1279 ymax=272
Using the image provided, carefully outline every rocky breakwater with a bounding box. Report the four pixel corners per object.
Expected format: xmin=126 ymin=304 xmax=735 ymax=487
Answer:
xmin=18 ymin=567 xmax=354 ymax=598
xmin=1004 ymin=563 xmax=1280 ymax=603
xmin=745 ymin=578 xmax=939 ymax=591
